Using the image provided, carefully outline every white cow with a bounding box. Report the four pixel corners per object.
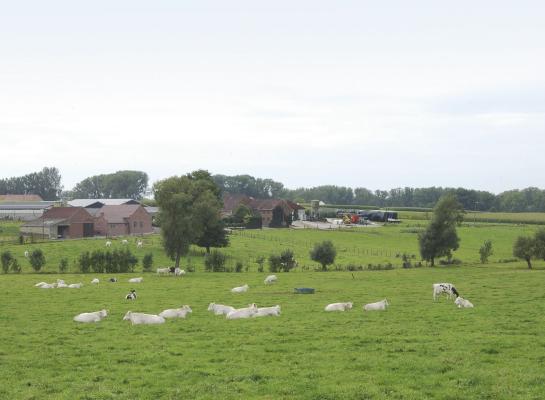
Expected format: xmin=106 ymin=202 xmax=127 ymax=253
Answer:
xmin=174 ymin=268 xmax=186 ymax=276
xmin=157 ymin=267 xmax=170 ymax=275
xmin=137 ymin=241 xmax=143 ymax=248
xmin=264 ymin=275 xmax=278 ymax=285
xmin=91 ymin=278 xmax=99 ymax=284
xmin=123 ymin=311 xmax=165 ymax=325
xmin=253 ymin=305 xmax=281 ymax=317
xmin=226 ymin=304 xmax=258 ymax=319
xmin=363 ymin=299 xmax=389 ymax=311
xmin=74 ymin=309 xmax=108 ymax=323
xmin=325 ymin=302 xmax=353 ymax=312
xmin=231 ymin=284 xmax=249 ymax=293
xmin=24 ymin=250 xmax=29 ymax=258
xmin=68 ymin=283 xmax=83 ymax=289
xmin=105 ymin=241 xmax=112 ymax=247
xmin=121 ymin=239 xmax=128 ymax=245
xmin=207 ymin=303 xmax=236 ymax=316
xmin=128 ymin=277 xmax=143 ymax=283
xmin=34 ymin=282 xmax=48 ymax=287
xmin=455 ymin=297 xmax=474 ymax=308
xmin=39 ymin=283 xmax=56 ymax=289
xmin=56 ymin=281 xmax=68 ymax=288
xmin=433 ymin=283 xmax=459 ymax=301
xmin=159 ymin=305 xmax=192 ymax=319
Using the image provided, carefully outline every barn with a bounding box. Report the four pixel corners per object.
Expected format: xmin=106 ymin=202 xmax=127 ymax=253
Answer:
xmin=20 ymin=207 xmax=95 ymax=239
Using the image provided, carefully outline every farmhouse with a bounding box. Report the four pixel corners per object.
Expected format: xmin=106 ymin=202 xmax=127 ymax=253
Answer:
xmin=222 ymin=193 xmax=304 ymax=228
xmin=20 ymin=207 xmax=95 ymax=239
xmin=93 ymin=205 xmax=153 ymax=237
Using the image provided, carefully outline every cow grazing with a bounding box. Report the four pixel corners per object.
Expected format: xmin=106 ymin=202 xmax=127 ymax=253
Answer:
xmin=109 ymin=277 xmax=118 ymax=283
xmin=455 ymin=297 xmax=474 ymax=308
xmin=121 ymin=239 xmax=128 ymax=245
xmin=123 ymin=311 xmax=165 ymax=325
xmin=207 ymin=303 xmax=236 ymax=316
xmin=363 ymin=299 xmax=389 ymax=311
xmin=264 ymin=275 xmax=278 ymax=285
xmin=157 ymin=267 xmax=170 ymax=275
xmin=231 ymin=284 xmax=249 ymax=293
xmin=433 ymin=283 xmax=459 ymax=301
xmin=105 ymin=241 xmax=112 ymax=247
xmin=174 ymin=268 xmax=186 ymax=276
xmin=159 ymin=305 xmax=192 ymax=319
xmin=91 ymin=278 xmax=99 ymax=284
xmin=324 ymin=302 xmax=353 ymax=312
xmin=137 ymin=241 xmax=143 ymax=248
xmin=125 ymin=289 xmax=137 ymax=300
xmin=74 ymin=309 xmax=108 ymax=323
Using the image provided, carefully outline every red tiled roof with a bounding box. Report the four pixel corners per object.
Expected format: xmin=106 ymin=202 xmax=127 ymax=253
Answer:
xmin=222 ymin=193 xmax=253 ymax=212
xmin=97 ymin=205 xmax=143 ymax=224
xmin=42 ymin=207 xmax=89 ymax=220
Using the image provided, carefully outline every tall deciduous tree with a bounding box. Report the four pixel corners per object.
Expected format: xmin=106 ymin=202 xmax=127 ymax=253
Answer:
xmin=154 ymin=170 xmax=223 ymax=268
xmin=418 ymin=194 xmax=464 ymax=266
xmin=71 ymin=170 xmax=148 ymax=199
xmin=513 ymin=236 xmax=535 ymax=269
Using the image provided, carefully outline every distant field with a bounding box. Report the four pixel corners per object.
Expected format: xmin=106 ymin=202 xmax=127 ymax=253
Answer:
xmin=398 ymin=210 xmax=545 ymax=225
xmin=0 ymin=222 xmax=539 ymax=273
xmin=1 ymin=265 xmax=545 ymax=399
xmin=0 ymin=220 xmax=23 ymax=242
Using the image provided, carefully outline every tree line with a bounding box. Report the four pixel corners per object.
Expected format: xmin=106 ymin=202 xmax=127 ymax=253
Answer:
xmin=4 ymin=168 xmax=545 ymax=212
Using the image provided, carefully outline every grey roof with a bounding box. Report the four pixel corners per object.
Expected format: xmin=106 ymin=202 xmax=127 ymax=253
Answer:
xmin=68 ymin=199 xmax=140 ymax=207
xmin=0 ymin=202 xmax=55 ymax=210
xmin=22 ymin=218 xmax=67 ymax=228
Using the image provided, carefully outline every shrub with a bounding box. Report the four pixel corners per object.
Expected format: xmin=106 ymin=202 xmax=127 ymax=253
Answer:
xmin=142 ymin=253 xmax=153 ymax=272
xmin=401 ymin=253 xmax=412 ymax=268
xmin=268 ymin=255 xmax=282 ymax=273
xmin=279 ymin=249 xmax=297 ymax=272
xmin=1 ymin=251 xmax=13 ymax=274
xmin=479 ymin=240 xmax=493 ymax=264
xmin=78 ymin=251 xmax=92 ymax=273
xmin=18 ymin=235 xmax=24 ymax=245
xmin=59 ymin=258 xmax=68 ymax=273
xmin=29 ymin=249 xmax=46 ymax=272
xmin=91 ymin=250 xmax=106 ymax=273
xmin=310 ymin=241 xmax=337 ymax=271
xmin=11 ymin=259 xmax=21 ymax=273
xmin=256 ymin=256 xmax=265 ymax=273
xmin=235 ymin=261 xmax=243 ymax=273
xmin=204 ymin=250 xmax=226 ymax=272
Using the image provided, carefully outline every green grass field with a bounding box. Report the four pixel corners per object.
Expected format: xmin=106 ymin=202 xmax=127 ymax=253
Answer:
xmin=0 ymin=221 xmax=537 ymax=274
xmin=1 ymin=265 xmax=545 ymax=399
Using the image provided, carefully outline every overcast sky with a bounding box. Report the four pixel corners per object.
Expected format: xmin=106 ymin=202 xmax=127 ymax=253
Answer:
xmin=1 ymin=1 xmax=544 ymax=193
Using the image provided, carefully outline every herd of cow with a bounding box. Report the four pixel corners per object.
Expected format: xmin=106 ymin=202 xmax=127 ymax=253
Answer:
xmin=34 ymin=275 xmax=474 ymax=326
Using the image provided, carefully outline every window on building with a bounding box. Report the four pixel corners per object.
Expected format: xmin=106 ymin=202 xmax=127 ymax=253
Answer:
xmin=133 ymin=221 xmax=137 ymax=228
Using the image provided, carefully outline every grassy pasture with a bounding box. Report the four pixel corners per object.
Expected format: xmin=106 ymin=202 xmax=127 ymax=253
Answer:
xmin=398 ymin=210 xmax=545 ymax=225
xmin=1 ymin=266 xmax=545 ymax=399
xmin=0 ymin=221 xmax=537 ymax=273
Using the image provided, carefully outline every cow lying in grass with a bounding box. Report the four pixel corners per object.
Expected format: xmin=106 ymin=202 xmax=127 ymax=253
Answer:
xmin=74 ymin=309 xmax=108 ymax=323
xmin=363 ymin=299 xmax=389 ymax=311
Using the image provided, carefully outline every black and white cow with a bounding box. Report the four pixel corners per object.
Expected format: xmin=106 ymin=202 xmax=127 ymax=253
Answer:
xmin=432 ymin=283 xmax=459 ymax=301
xmin=109 ymin=277 xmax=117 ymax=283
xmin=125 ymin=289 xmax=137 ymax=300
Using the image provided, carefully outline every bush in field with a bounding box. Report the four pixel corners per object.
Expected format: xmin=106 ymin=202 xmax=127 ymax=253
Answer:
xmin=235 ymin=261 xmax=243 ymax=273
xmin=256 ymin=256 xmax=265 ymax=273
xmin=310 ymin=241 xmax=337 ymax=271
xmin=142 ymin=253 xmax=153 ymax=272
xmin=204 ymin=250 xmax=226 ymax=272
xmin=479 ymin=240 xmax=493 ymax=264
xmin=11 ymin=259 xmax=21 ymax=273
xmin=279 ymin=249 xmax=297 ymax=272
xmin=513 ymin=236 xmax=535 ymax=269
xmin=268 ymin=254 xmax=282 ymax=273
xmin=78 ymin=251 xmax=92 ymax=273
xmin=115 ymin=249 xmax=138 ymax=273
xmin=1 ymin=251 xmax=14 ymax=274
xmin=59 ymin=258 xmax=68 ymax=273
xmin=91 ymin=250 xmax=106 ymax=273
xmin=29 ymin=249 xmax=46 ymax=272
